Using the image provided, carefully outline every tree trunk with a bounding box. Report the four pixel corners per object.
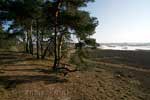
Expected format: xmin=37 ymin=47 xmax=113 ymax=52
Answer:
xmin=26 ymin=31 xmax=29 ymax=53
xmin=23 ymin=36 xmax=26 ymax=53
xmin=29 ymin=38 xmax=33 ymax=55
xmin=36 ymin=19 xmax=40 ymax=59
xmin=53 ymin=0 xmax=63 ymax=70
xmin=29 ymin=21 xmax=33 ymax=55
xmin=41 ymin=39 xmax=51 ymax=59
xmin=53 ymin=23 xmax=58 ymax=70
xmin=57 ymin=33 xmax=64 ymax=67
xmin=41 ymin=43 xmax=49 ymax=59
xmin=40 ymin=30 xmax=44 ymax=58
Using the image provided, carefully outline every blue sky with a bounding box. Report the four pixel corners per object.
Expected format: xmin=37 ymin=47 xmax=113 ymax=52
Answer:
xmin=86 ymin=0 xmax=150 ymax=43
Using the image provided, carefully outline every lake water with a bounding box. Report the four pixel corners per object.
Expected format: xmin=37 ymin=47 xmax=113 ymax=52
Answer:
xmin=99 ymin=44 xmax=150 ymax=51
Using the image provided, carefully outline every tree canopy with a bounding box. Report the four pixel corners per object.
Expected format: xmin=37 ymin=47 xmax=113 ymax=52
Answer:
xmin=0 ymin=0 xmax=98 ymax=69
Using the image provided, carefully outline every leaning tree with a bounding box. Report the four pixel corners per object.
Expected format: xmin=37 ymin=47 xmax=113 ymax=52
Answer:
xmin=50 ymin=0 xmax=98 ymax=70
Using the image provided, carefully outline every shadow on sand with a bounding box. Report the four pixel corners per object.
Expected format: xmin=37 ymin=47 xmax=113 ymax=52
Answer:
xmin=0 ymin=51 xmax=49 ymax=65
xmin=0 ymin=75 xmax=68 ymax=89
xmin=0 ymin=51 xmax=68 ymax=90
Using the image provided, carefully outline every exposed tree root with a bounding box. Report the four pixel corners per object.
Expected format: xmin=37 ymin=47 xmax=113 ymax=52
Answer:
xmin=54 ymin=63 xmax=78 ymax=76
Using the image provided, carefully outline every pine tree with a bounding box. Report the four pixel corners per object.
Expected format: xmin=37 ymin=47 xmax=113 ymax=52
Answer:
xmin=0 ymin=0 xmax=98 ymax=71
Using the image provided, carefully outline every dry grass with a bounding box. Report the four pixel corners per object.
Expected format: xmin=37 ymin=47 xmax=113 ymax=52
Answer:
xmin=0 ymin=50 xmax=150 ymax=100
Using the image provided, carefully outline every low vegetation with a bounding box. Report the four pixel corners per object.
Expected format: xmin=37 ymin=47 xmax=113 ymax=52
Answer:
xmin=0 ymin=49 xmax=150 ymax=100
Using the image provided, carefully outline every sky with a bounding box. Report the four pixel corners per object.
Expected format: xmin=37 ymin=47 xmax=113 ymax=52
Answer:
xmin=86 ymin=0 xmax=150 ymax=43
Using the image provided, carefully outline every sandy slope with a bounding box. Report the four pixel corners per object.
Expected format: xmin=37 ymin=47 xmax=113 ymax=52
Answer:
xmin=0 ymin=51 xmax=150 ymax=100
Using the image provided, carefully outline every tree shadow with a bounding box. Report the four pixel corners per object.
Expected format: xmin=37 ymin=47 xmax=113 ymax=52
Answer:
xmin=0 ymin=75 xmax=68 ymax=90
xmin=4 ymin=64 xmax=50 ymax=68
xmin=0 ymin=51 xmax=68 ymax=90
xmin=0 ymin=51 xmax=50 ymax=67
xmin=3 ymin=68 xmax=53 ymax=74
xmin=0 ymin=52 xmax=29 ymax=65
